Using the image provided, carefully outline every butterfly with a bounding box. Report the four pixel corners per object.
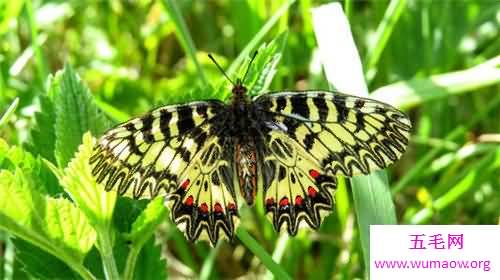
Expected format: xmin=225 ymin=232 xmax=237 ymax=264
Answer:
xmin=89 ymin=52 xmax=411 ymax=246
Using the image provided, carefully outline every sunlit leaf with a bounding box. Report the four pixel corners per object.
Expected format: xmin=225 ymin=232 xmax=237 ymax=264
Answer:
xmin=0 ymin=168 xmax=96 ymax=278
xmin=50 ymin=132 xmax=117 ymax=228
xmin=54 ymin=64 xmax=111 ymax=167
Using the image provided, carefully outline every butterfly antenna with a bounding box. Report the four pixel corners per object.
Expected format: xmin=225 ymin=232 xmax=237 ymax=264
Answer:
xmin=242 ymin=50 xmax=258 ymax=84
xmin=208 ymin=54 xmax=234 ymax=86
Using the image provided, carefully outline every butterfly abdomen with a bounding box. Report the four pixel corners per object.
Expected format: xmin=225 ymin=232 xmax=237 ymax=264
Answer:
xmin=235 ymin=139 xmax=258 ymax=205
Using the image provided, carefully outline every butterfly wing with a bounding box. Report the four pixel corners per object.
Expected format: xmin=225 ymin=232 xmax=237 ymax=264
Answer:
xmin=255 ymin=91 xmax=411 ymax=177
xmin=89 ymin=100 xmax=224 ymax=199
xmin=254 ymin=91 xmax=411 ymax=233
xmin=259 ymin=130 xmax=337 ymax=234
xmin=166 ymin=134 xmax=239 ymax=246
xmin=90 ymin=100 xmax=239 ymax=245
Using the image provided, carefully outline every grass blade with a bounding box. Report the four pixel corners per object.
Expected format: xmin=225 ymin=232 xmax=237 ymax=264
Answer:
xmin=236 ymin=228 xmax=292 ymax=280
xmin=226 ymin=0 xmax=295 ymax=78
xmin=161 ymin=0 xmax=208 ymax=87
xmin=25 ymin=0 xmax=48 ymax=86
xmin=0 ymin=97 xmax=19 ymax=127
xmin=365 ymin=0 xmax=407 ymax=83
xmin=312 ymin=3 xmax=398 ymax=278
xmin=410 ymin=148 xmax=500 ymax=224
xmin=392 ymin=93 xmax=500 ymax=193
xmin=371 ymin=56 xmax=500 ymax=110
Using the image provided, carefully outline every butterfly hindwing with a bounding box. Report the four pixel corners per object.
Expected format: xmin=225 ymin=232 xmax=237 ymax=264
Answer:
xmin=255 ymin=91 xmax=411 ymax=177
xmin=89 ymin=100 xmax=224 ymax=200
xmin=261 ymin=131 xmax=336 ymax=234
xmin=166 ymin=135 xmax=239 ymax=246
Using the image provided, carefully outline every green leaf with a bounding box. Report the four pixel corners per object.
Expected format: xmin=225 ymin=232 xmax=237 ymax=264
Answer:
xmin=49 ymin=132 xmax=119 ymax=279
xmin=161 ymin=0 xmax=208 ymax=87
xmin=246 ymin=32 xmax=288 ymax=97
xmin=410 ymin=148 xmax=500 ymax=224
xmin=350 ymin=171 xmax=397 ymax=259
xmin=0 ymin=138 xmax=60 ymax=195
xmin=216 ymin=32 xmax=288 ymax=100
xmin=13 ymin=239 xmax=77 ymax=280
xmin=236 ymin=228 xmax=292 ymax=280
xmin=123 ymin=197 xmax=167 ymax=280
xmin=132 ymin=239 xmax=167 ymax=280
xmin=0 ymin=168 xmax=96 ymax=279
xmin=54 ymin=64 xmax=111 ymax=168
xmin=365 ymin=0 xmax=408 ymax=82
xmin=225 ymin=0 xmax=295 ymax=78
xmin=126 ymin=197 xmax=167 ymax=246
xmin=50 ymin=132 xmax=117 ymax=230
xmin=27 ymin=75 xmax=59 ymax=163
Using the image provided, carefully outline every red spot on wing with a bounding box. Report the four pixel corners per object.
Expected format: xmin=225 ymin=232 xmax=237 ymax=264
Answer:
xmin=228 ymin=203 xmax=236 ymax=211
xmin=309 ymin=169 xmax=320 ymax=179
xmin=214 ymin=202 xmax=223 ymax=213
xmin=295 ymin=195 xmax=303 ymax=206
xmin=199 ymin=203 xmax=209 ymax=213
xmin=307 ymin=186 xmax=318 ymax=198
xmin=184 ymin=195 xmax=194 ymax=206
xmin=279 ymin=197 xmax=289 ymax=207
xmin=180 ymin=179 xmax=190 ymax=189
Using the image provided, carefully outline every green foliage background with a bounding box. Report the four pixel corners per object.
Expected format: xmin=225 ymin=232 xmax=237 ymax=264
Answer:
xmin=0 ymin=0 xmax=499 ymax=279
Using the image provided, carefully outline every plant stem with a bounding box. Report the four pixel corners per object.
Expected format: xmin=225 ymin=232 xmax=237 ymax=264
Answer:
xmin=97 ymin=229 xmax=120 ymax=280
xmin=69 ymin=263 xmax=96 ymax=280
xmin=123 ymin=245 xmax=141 ymax=280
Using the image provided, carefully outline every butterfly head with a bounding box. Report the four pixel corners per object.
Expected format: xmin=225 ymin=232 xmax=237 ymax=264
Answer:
xmin=208 ymin=51 xmax=258 ymax=98
xmin=232 ymin=79 xmax=247 ymax=96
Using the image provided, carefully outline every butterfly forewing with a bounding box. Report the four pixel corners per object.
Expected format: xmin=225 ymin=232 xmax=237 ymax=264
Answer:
xmin=255 ymin=91 xmax=411 ymax=177
xmin=89 ymin=100 xmax=224 ymax=199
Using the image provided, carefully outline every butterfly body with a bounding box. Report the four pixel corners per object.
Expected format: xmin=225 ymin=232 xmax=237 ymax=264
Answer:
xmin=90 ymin=77 xmax=411 ymax=246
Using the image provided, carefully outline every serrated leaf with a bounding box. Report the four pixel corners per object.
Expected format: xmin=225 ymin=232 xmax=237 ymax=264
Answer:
xmin=54 ymin=64 xmax=111 ymax=168
xmin=27 ymin=75 xmax=58 ymax=163
xmin=0 ymin=168 xmax=96 ymax=278
xmin=0 ymin=138 xmax=60 ymax=195
xmin=215 ymin=32 xmax=287 ymax=100
xmin=247 ymin=32 xmax=287 ymax=97
xmin=52 ymin=132 xmax=117 ymax=228
xmin=48 ymin=132 xmax=120 ymax=279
